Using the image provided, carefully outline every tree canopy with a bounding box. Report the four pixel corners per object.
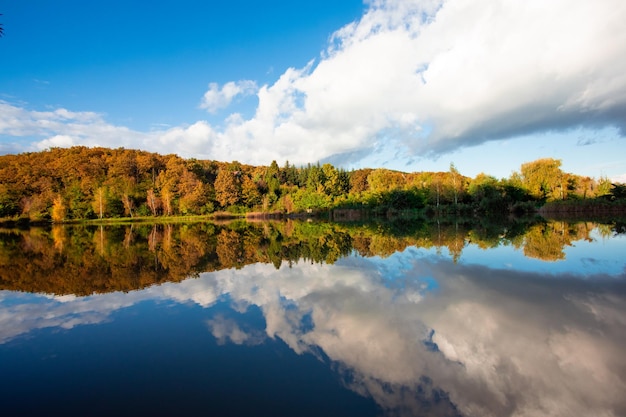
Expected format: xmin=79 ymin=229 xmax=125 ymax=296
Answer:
xmin=0 ymin=147 xmax=621 ymax=222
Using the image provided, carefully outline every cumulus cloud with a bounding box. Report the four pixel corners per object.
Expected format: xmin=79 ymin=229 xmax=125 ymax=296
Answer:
xmin=199 ymin=80 xmax=258 ymax=113
xmin=2 ymin=0 xmax=626 ymax=170
xmin=0 ymin=100 xmax=151 ymax=151
xmin=160 ymin=0 xmax=626 ymax=166
xmin=36 ymin=134 xmax=75 ymax=149
xmin=0 ymin=102 xmax=99 ymax=137
xmin=285 ymin=0 xmax=625 ymax=160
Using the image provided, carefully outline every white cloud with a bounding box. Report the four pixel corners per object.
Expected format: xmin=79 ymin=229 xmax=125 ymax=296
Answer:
xmin=0 ymin=100 xmax=151 ymax=151
xmin=186 ymin=0 xmax=626 ymax=166
xmin=199 ymin=80 xmax=258 ymax=113
xmin=2 ymin=0 xmax=626 ymax=173
xmin=36 ymin=134 xmax=75 ymax=150
xmin=0 ymin=102 xmax=96 ymax=137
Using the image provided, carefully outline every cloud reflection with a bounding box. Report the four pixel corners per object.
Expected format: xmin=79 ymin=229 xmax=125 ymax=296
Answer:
xmin=1 ymin=251 xmax=625 ymax=416
xmin=207 ymin=314 xmax=266 ymax=346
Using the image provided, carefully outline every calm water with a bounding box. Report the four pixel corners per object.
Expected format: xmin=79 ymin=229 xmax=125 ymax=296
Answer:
xmin=1 ymin=219 xmax=625 ymax=417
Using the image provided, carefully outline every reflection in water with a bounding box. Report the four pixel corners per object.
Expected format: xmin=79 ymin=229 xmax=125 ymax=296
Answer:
xmin=1 ymin=219 xmax=622 ymax=295
xmin=1 ymin=219 xmax=625 ymax=416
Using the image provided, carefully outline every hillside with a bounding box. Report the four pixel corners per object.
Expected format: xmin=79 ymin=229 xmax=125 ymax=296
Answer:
xmin=0 ymin=147 xmax=621 ymax=222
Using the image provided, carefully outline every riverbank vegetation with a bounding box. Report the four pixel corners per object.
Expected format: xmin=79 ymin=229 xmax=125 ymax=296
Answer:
xmin=0 ymin=146 xmax=624 ymax=224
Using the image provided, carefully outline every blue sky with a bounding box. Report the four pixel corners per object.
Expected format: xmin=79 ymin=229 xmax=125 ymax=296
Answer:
xmin=1 ymin=0 xmax=625 ymax=182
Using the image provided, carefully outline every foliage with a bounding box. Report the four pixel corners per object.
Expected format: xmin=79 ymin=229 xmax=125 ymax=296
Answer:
xmin=0 ymin=147 xmax=623 ymax=223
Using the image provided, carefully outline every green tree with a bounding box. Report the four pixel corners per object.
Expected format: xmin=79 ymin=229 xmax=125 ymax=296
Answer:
xmin=520 ymin=158 xmax=563 ymax=201
xmin=281 ymin=161 xmax=298 ymax=186
xmin=265 ymin=160 xmax=281 ymax=197
xmin=428 ymin=173 xmax=445 ymax=207
xmin=0 ymin=183 xmax=18 ymax=217
xmin=468 ymin=174 xmax=507 ymax=214
xmin=321 ymin=164 xmax=349 ymax=197
xmin=305 ymin=163 xmax=325 ymax=192
xmin=367 ymin=169 xmax=405 ymax=193
xmin=596 ymin=176 xmax=612 ymax=198
xmin=293 ymin=188 xmax=331 ymax=211
xmin=449 ymin=162 xmax=462 ymax=206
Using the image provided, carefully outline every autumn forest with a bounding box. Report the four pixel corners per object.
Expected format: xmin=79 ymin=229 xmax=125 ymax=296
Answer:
xmin=0 ymin=146 xmax=624 ymax=223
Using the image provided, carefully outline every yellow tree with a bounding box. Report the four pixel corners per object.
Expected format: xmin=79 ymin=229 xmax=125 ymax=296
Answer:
xmin=146 ymin=188 xmax=161 ymax=216
xmin=121 ymin=192 xmax=134 ymax=218
xmin=520 ymin=158 xmax=563 ymax=201
xmin=179 ymin=182 xmax=207 ymax=214
xmin=161 ymin=186 xmax=174 ymax=216
xmin=178 ymin=169 xmax=207 ymax=214
xmin=91 ymin=186 xmax=107 ymax=219
xmin=214 ymin=164 xmax=242 ymax=208
xmin=241 ymin=175 xmax=262 ymax=208
xmin=155 ymin=159 xmax=182 ymax=216
xmin=51 ymin=194 xmax=67 ymax=223
xmin=367 ymin=169 xmax=405 ymax=193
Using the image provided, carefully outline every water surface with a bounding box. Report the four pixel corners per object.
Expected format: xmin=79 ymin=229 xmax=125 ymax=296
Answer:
xmin=1 ymin=219 xmax=625 ymax=416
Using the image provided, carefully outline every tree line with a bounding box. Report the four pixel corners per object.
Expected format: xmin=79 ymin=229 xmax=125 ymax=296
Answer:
xmin=0 ymin=146 xmax=622 ymax=222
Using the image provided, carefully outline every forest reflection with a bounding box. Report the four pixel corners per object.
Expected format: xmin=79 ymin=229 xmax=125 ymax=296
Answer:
xmin=0 ymin=218 xmax=622 ymax=296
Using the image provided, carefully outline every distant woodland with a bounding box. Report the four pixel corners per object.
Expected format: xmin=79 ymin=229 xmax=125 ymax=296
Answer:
xmin=0 ymin=146 xmax=624 ymax=223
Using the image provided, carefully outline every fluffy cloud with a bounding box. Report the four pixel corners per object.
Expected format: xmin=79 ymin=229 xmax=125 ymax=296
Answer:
xmin=0 ymin=100 xmax=151 ymax=151
xmin=2 ymin=0 xmax=625 ymax=171
xmin=199 ymin=80 xmax=258 ymax=113
xmin=36 ymin=134 xmax=75 ymax=149
xmin=179 ymin=0 xmax=626 ymax=166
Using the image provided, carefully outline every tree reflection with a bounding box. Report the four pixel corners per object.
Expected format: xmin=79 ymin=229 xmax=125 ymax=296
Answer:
xmin=0 ymin=218 xmax=622 ymax=295
xmin=519 ymin=221 xmax=598 ymax=261
xmin=1 ymin=219 xmax=625 ymax=416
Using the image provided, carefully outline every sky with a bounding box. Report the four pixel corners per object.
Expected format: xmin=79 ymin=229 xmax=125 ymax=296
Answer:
xmin=1 ymin=0 xmax=625 ymax=181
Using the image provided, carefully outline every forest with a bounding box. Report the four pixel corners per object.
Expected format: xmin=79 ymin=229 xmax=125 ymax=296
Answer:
xmin=0 ymin=146 xmax=624 ymax=223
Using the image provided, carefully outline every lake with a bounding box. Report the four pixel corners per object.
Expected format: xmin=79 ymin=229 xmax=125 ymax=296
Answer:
xmin=1 ymin=218 xmax=625 ymax=417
